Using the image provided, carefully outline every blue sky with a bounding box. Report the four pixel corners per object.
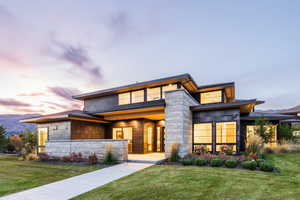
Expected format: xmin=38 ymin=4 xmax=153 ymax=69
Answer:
xmin=0 ymin=1 xmax=299 ymax=114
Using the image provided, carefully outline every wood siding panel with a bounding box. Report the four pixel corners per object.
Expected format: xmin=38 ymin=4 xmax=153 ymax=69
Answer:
xmin=71 ymin=121 xmax=106 ymax=140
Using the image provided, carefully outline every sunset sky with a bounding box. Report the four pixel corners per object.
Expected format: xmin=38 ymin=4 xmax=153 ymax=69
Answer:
xmin=0 ymin=1 xmax=300 ymax=114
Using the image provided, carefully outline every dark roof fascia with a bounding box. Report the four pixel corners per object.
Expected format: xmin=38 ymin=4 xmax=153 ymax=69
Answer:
xmin=190 ymin=99 xmax=263 ymax=112
xmin=93 ymin=100 xmax=165 ymax=115
xmin=197 ymin=82 xmax=235 ymax=91
xmin=279 ymin=110 xmax=300 ymax=115
xmin=73 ymin=74 xmax=197 ymax=100
xmin=281 ymin=119 xmax=300 ymax=123
xmin=241 ymin=113 xmax=298 ymax=121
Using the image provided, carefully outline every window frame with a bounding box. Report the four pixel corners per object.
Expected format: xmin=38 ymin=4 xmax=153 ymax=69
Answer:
xmin=199 ymin=89 xmax=224 ymax=105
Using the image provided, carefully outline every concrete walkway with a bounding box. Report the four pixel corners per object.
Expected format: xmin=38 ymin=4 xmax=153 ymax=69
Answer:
xmin=0 ymin=162 xmax=152 ymax=200
xmin=128 ymin=153 xmax=166 ymax=164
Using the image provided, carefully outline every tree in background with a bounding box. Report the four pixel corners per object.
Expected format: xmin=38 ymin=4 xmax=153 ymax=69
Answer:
xmin=0 ymin=125 xmax=8 ymax=152
xmin=278 ymin=123 xmax=295 ymax=141
xmin=254 ymin=119 xmax=275 ymax=144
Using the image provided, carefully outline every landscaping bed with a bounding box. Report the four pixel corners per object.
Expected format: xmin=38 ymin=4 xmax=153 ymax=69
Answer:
xmin=72 ymin=154 xmax=300 ymax=200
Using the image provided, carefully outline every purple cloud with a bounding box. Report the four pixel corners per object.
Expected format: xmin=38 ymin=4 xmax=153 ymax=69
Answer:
xmin=0 ymin=98 xmax=31 ymax=107
xmin=47 ymin=38 xmax=103 ymax=83
xmin=17 ymin=92 xmax=44 ymax=97
xmin=48 ymin=86 xmax=81 ymax=101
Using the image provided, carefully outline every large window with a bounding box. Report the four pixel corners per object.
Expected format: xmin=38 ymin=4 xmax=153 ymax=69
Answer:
xmin=147 ymin=87 xmax=161 ymax=101
xmin=200 ymin=90 xmax=222 ymax=104
xmin=113 ymin=127 xmax=133 ymax=153
xmin=131 ymin=90 xmax=144 ymax=103
xmin=194 ymin=123 xmax=212 ymax=143
xmin=118 ymin=92 xmax=131 ymax=105
xmin=246 ymin=125 xmax=277 ymax=143
xmin=38 ymin=128 xmax=48 ymax=153
xmin=162 ymin=84 xmax=177 ymax=98
xmin=216 ymin=122 xmax=236 ymax=143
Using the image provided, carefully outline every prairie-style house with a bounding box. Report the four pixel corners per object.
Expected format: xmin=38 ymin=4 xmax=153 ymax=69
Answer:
xmin=22 ymin=74 xmax=300 ymax=160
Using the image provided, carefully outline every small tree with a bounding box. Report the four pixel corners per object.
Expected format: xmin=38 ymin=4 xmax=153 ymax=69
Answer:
xmin=254 ymin=119 xmax=274 ymax=144
xmin=278 ymin=124 xmax=295 ymax=141
xmin=0 ymin=125 xmax=8 ymax=152
xmin=19 ymin=129 xmax=37 ymax=152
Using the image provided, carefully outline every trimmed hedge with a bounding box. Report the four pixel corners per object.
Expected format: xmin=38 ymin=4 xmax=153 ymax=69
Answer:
xmin=182 ymin=159 xmax=194 ymax=166
xmin=225 ymin=158 xmax=238 ymax=168
xmin=259 ymin=161 xmax=274 ymax=172
xmin=195 ymin=158 xmax=208 ymax=166
xmin=241 ymin=160 xmax=257 ymax=170
xmin=210 ymin=157 xmax=223 ymax=167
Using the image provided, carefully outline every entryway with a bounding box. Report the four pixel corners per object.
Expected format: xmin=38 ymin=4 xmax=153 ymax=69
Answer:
xmin=128 ymin=153 xmax=166 ymax=164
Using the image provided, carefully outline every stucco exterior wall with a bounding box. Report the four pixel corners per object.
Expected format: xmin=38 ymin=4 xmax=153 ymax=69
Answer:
xmin=38 ymin=121 xmax=71 ymax=140
xmin=164 ymin=89 xmax=199 ymax=157
xmin=83 ymin=95 xmax=118 ymax=113
xmin=46 ymin=139 xmax=128 ymax=161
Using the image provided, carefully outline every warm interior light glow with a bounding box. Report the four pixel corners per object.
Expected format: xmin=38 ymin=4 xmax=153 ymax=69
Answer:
xmin=216 ymin=122 xmax=236 ymax=143
xmin=297 ymin=113 xmax=300 ymax=117
xmin=113 ymin=127 xmax=133 ymax=152
xmin=246 ymin=125 xmax=277 ymax=143
xmin=131 ymin=90 xmax=144 ymax=103
xmin=118 ymin=92 xmax=131 ymax=105
xmin=147 ymin=87 xmax=161 ymax=101
xmin=193 ymin=123 xmax=212 ymax=143
xmin=38 ymin=128 xmax=48 ymax=152
xmin=200 ymin=90 xmax=222 ymax=104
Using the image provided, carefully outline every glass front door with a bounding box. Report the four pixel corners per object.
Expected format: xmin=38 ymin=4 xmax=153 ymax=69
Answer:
xmin=156 ymin=127 xmax=165 ymax=152
xmin=38 ymin=128 xmax=48 ymax=153
xmin=113 ymin=127 xmax=133 ymax=153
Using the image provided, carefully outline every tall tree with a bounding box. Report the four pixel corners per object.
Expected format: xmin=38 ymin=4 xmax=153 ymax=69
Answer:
xmin=0 ymin=125 xmax=7 ymax=152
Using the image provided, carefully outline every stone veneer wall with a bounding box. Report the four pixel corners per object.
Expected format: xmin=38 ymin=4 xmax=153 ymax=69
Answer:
xmin=38 ymin=121 xmax=71 ymax=140
xmin=164 ymin=89 xmax=199 ymax=157
xmin=46 ymin=139 xmax=128 ymax=161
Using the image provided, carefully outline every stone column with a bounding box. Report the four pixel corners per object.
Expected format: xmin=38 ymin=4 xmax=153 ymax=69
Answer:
xmin=164 ymin=89 xmax=199 ymax=158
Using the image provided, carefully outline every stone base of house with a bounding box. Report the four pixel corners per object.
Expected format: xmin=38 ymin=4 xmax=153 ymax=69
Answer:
xmin=45 ymin=139 xmax=128 ymax=161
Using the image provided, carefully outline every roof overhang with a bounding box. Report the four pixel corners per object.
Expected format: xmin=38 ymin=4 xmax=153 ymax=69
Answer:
xmin=20 ymin=114 xmax=110 ymax=124
xmin=197 ymin=82 xmax=235 ymax=102
xmin=73 ymin=74 xmax=198 ymax=100
xmin=191 ymin=99 xmax=264 ymax=114
xmin=95 ymin=106 xmax=165 ymax=121
xmin=241 ymin=113 xmax=298 ymax=121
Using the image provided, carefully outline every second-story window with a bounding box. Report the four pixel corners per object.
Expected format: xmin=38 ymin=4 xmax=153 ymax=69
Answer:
xmin=131 ymin=90 xmax=144 ymax=103
xmin=200 ymin=90 xmax=222 ymax=104
xmin=147 ymin=87 xmax=161 ymax=101
xmin=118 ymin=92 xmax=131 ymax=105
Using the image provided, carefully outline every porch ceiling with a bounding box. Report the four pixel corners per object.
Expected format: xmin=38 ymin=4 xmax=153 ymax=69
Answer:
xmin=95 ymin=106 xmax=165 ymax=121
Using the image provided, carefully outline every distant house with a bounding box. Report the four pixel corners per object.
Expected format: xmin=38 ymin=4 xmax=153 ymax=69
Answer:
xmin=21 ymin=74 xmax=299 ymax=159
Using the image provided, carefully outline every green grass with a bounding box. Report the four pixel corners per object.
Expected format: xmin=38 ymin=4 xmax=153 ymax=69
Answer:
xmin=0 ymin=155 xmax=101 ymax=197
xmin=73 ymin=154 xmax=300 ymax=200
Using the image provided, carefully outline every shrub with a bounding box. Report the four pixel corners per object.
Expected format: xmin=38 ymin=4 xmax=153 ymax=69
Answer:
xmin=104 ymin=144 xmax=117 ymax=164
xmin=25 ymin=153 xmax=38 ymax=161
xmin=210 ymin=157 xmax=223 ymax=167
xmin=62 ymin=155 xmax=72 ymax=162
xmin=241 ymin=160 xmax=257 ymax=170
xmin=245 ymin=135 xmax=264 ymax=158
xmin=88 ymin=153 xmax=98 ymax=165
xmin=258 ymin=152 xmax=266 ymax=159
xmin=194 ymin=145 xmax=208 ymax=155
xmin=256 ymin=159 xmax=265 ymax=168
xmin=182 ymin=159 xmax=194 ymax=166
xmin=220 ymin=145 xmax=234 ymax=155
xmin=70 ymin=152 xmax=84 ymax=162
xmin=259 ymin=161 xmax=274 ymax=172
xmin=169 ymin=143 xmax=180 ymax=162
xmin=225 ymin=158 xmax=238 ymax=168
xmin=10 ymin=136 xmax=23 ymax=152
xmin=38 ymin=153 xmax=50 ymax=161
xmin=195 ymin=157 xmax=207 ymax=166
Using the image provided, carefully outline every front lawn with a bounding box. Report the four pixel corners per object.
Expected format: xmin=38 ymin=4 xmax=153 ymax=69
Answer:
xmin=73 ymin=154 xmax=300 ymax=200
xmin=0 ymin=155 xmax=101 ymax=197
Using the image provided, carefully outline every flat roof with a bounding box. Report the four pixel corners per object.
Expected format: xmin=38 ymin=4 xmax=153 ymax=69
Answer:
xmin=21 ymin=110 xmax=109 ymax=124
xmin=191 ymin=99 xmax=264 ymax=113
xmin=241 ymin=112 xmax=298 ymax=121
xmin=73 ymin=73 xmax=198 ymax=100
xmin=73 ymin=73 xmax=236 ymax=100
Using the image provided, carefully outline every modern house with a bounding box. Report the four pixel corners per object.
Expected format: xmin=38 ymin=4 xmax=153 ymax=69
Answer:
xmin=22 ymin=74 xmax=300 ymax=160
